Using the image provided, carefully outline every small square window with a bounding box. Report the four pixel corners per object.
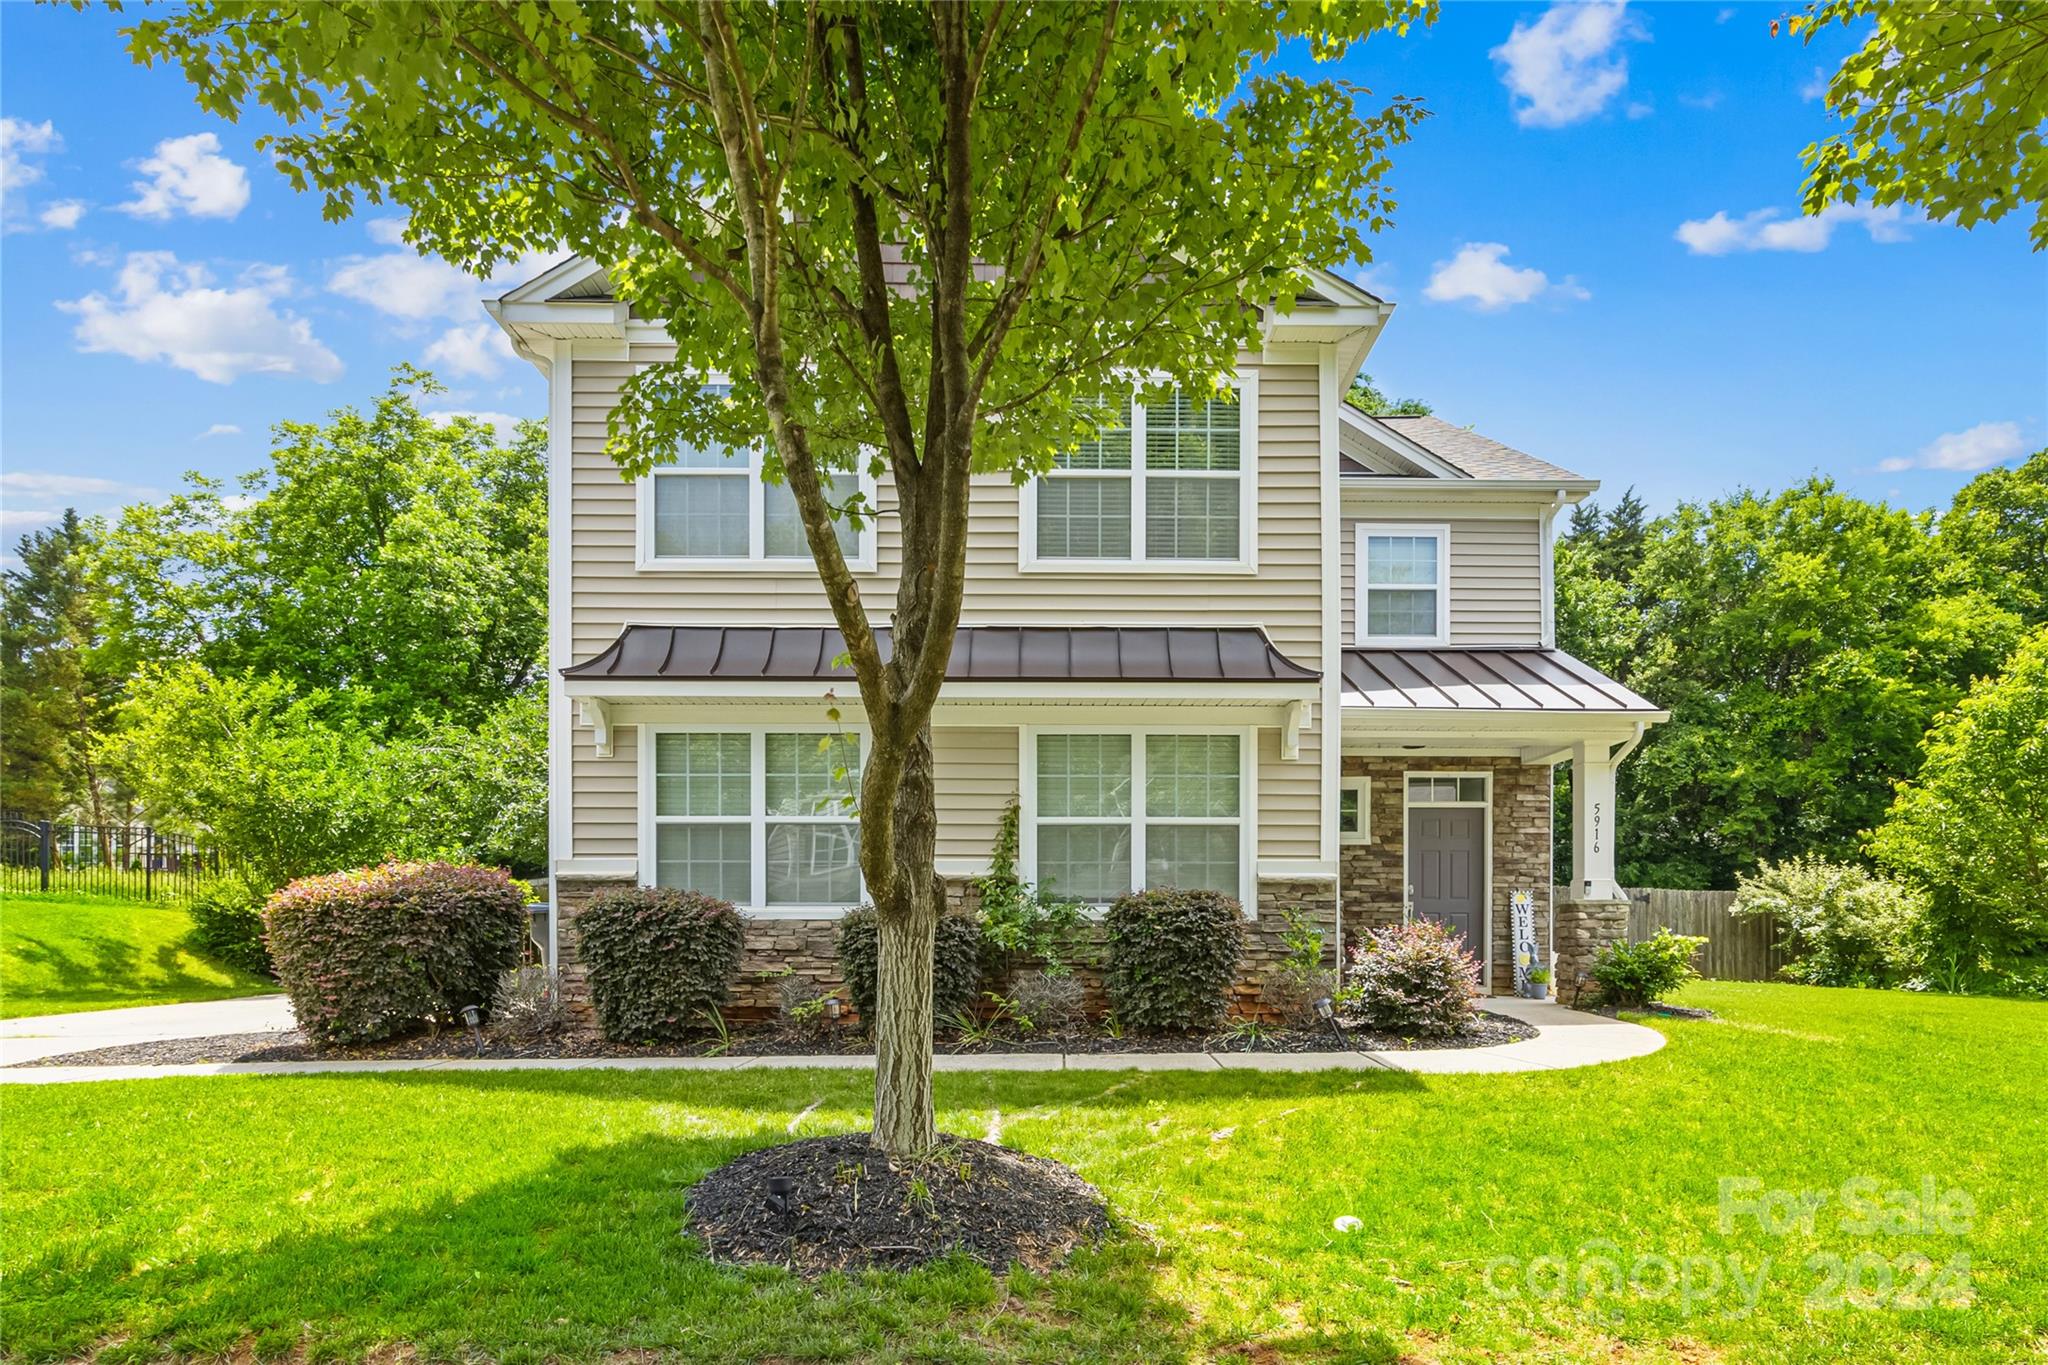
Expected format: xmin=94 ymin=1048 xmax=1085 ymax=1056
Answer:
xmin=1339 ymin=778 xmax=1371 ymax=844
xmin=1457 ymin=776 xmax=1487 ymax=803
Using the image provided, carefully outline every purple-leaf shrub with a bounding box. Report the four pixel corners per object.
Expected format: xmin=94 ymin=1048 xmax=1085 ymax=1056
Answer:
xmin=264 ymin=861 xmax=530 ymax=1046
xmin=575 ymin=887 xmax=745 ymax=1042
xmin=1344 ymin=920 xmax=1481 ymax=1037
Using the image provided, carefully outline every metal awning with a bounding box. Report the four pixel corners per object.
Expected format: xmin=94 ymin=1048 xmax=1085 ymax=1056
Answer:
xmin=1340 ymin=647 xmax=1657 ymax=713
xmin=565 ymin=625 xmax=1320 ymax=685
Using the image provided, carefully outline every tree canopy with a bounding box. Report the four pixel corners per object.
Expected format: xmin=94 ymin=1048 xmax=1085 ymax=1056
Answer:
xmin=0 ymin=510 xmax=122 ymax=821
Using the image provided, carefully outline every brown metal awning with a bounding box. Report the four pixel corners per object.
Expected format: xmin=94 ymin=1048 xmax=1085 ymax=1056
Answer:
xmin=565 ymin=625 xmax=1320 ymax=685
xmin=1340 ymin=647 xmax=1656 ymax=713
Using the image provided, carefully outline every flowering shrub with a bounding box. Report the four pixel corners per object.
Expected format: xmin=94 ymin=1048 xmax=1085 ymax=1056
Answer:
xmin=264 ymin=861 xmax=529 ymax=1046
xmin=836 ymin=905 xmax=983 ymax=1030
xmin=1732 ymin=855 xmax=1926 ymax=987
xmin=1103 ymin=887 xmax=1244 ymax=1032
xmin=1589 ymin=929 xmax=1706 ymax=1008
xmin=576 ymin=888 xmax=744 ymax=1042
xmin=1343 ymin=920 xmax=1480 ymax=1037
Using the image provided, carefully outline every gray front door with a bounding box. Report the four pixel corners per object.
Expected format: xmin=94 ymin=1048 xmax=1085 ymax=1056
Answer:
xmin=1409 ymin=807 xmax=1484 ymax=953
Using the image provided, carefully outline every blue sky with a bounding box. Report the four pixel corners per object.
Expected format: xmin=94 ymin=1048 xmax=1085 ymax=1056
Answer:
xmin=3 ymin=1 xmax=2043 ymax=556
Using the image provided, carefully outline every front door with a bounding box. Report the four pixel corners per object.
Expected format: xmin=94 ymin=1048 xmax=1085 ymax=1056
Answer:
xmin=1409 ymin=806 xmax=1485 ymax=956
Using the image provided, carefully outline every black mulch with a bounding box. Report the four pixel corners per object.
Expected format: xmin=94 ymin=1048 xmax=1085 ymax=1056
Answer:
xmin=687 ymin=1132 xmax=1107 ymax=1276
xmin=12 ymin=1010 xmax=1539 ymax=1068
xmin=1591 ymin=1001 xmax=1718 ymax=1021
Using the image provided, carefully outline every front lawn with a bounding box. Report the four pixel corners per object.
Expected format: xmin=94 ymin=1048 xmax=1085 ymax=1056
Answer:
xmin=5 ymin=983 xmax=2042 ymax=1362
xmin=0 ymin=892 xmax=275 ymax=1019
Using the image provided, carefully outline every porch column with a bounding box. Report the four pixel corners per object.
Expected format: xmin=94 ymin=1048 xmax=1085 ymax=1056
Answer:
xmin=1558 ymin=731 xmax=1644 ymax=1002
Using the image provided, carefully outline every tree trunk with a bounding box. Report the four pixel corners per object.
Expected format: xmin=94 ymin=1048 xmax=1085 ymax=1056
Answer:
xmin=870 ymin=721 xmax=942 ymax=1156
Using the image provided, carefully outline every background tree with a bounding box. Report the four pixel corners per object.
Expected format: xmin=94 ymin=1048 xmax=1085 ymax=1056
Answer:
xmin=1872 ymin=626 xmax=2048 ymax=988
xmin=93 ymin=368 xmax=545 ymax=734
xmin=128 ymin=1 xmax=1430 ymax=1154
xmin=1937 ymin=449 xmax=2048 ymax=628
xmin=1345 ymin=372 xmax=1432 ymax=416
xmin=1786 ymin=2 xmax=2048 ymax=249
xmin=0 ymin=511 xmax=123 ymax=824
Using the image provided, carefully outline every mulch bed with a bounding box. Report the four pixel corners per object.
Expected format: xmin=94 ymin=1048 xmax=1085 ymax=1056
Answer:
xmin=687 ymin=1132 xmax=1107 ymax=1276
xmin=1588 ymin=1001 xmax=1718 ymax=1021
xmin=12 ymin=1010 xmax=1538 ymax=1068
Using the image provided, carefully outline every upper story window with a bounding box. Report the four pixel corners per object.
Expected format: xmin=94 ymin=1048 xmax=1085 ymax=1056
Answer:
xmin=1023 ymin=376 xmax=1258 ymax=572
xmin=639 ymin=390 xmax=873 ymax=571
xmin=1355 ymin=523 xmax=1449 ymax=645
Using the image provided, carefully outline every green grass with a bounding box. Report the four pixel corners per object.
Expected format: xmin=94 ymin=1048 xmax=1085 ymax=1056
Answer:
xmin=0 ymin=891 xmax=275 ymax=1018
xmin=5 ymin=983 xmax=2043 ymax=1363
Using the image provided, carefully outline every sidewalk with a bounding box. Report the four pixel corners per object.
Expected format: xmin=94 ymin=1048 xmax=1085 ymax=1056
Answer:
xmin=0 ymin=998 xmax=1665 ymax=1084
xmin=1 ymin=995 xmax=298 ymax=1066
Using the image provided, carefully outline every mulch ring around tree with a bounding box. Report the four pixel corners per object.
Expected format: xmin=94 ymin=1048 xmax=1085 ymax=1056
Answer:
xmin=11 ymin=1010 xmax=1539 ymax=1067
xmin=688 ymin=1132 xmax=1108 ymax=1277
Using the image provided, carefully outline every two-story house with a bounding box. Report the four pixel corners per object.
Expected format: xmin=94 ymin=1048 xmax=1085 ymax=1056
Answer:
xmin=489 ymin=256 xmax=1665 ymax=1012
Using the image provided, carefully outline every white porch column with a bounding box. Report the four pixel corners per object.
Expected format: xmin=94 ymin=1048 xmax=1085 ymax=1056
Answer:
xmin=1570 ymin=741 xmax=1622 ymax=901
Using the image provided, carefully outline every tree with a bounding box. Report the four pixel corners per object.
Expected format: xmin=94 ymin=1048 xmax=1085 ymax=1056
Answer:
xmin=1871 ymin=627 xmax=2048 ymax=986
xmin=1345 ymin=372 xmax=1432 ymax=416
xmin=92 ymin=369 xmax=546 ymax=734
xmin=1786 ymin=2 xmax=2048 ymax=249
xmin=1937 ymin=449 xmax=2048 ymax=629
xmin=128 ymin=1 xmax=1430 ymax=1154
xmin=0 ymin=510 xmax=122 ymax=824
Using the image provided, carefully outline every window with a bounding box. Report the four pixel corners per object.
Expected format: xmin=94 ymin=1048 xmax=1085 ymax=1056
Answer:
xmin=1028 ymin=730 xmax=1245 ymax=903
xmin=1407 ymin=774 xmax=1488 ymax=805
xmin=1027 ymin=377 xmax=1256 ymax=569
xmin=1339 ymin=777 xmax=1372 ymax=844
xmin=1356 ymin=523 xmax=1448 ymax=644
xmin=649 ymin=729 xmax=862 ymax=911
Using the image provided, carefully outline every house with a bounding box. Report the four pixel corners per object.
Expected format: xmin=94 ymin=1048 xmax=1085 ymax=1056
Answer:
xmin=488 ymin=257 xmax=1666 ymax=1013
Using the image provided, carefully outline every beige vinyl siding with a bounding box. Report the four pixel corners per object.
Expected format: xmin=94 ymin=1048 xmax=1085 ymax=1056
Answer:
xmin=567 ymin=348 xmax=1327 ymax=865
xmin=571 ymin=724 xmax=638 ymax=859
xmin=933 ymin=726 xmax=1019 ymax=866
xmin=1342 ymin=517 xmax=1543 ymax=646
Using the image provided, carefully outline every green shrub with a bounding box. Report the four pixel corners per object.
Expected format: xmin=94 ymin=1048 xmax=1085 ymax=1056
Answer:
xmin=836 ymin=904 xmax=983 ymax=1030
xmin=264 ymin=861 xmax=529 ymax=1046
xmin=575 ymin=887 xmax=745 ymax=1043
xmin=1261 ymin=908 xmax=1337 ymax=1028
xmin=1590 ymin=929 xmax=1706 ymax=1008
xmin=1102 ymin=887 xmax=1244 ymax=1032
xmin=187 ymin=873 xmax=275 ymax=976
xmin=974 ymin=800 xmax=1089 ymax=982
xmin=1341 ymin=920 xmax=1479 ymax=1037
xmin=1732 ymin=855 xmax=1926 ymax=987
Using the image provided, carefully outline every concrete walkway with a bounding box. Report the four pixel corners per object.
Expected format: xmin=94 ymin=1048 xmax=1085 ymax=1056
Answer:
xmin=0 ymin=994 xmax=298 ymax=1066
xmin=0 ymin=997 xmax=1664 ymax=1084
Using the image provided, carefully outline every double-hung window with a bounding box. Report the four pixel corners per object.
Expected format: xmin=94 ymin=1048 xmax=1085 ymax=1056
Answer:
xmin=643 ymin=389 xmax=868 ymax=569
xmin=1029 ymin=377 xmax=1256 ymax=569
xmin=649 ymin=729 xmax=862 ymax=911
xmin=1029 ymin=730 xmax=1246 ymax=904
xmin=1355 ymin=523 xmax=1449 ymax=645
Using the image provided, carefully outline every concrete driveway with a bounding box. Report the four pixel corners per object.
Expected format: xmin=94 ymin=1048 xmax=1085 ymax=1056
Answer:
xmin=1 ymin=995 xmax=297 ymax=1065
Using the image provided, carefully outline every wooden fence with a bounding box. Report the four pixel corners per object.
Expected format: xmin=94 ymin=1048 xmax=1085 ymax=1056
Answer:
xmin=1550 ymin=887 xmax=1788 ymax=981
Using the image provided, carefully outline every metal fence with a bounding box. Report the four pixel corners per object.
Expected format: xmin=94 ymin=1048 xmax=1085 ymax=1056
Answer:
xmin=0 ymin=819 xmax=228 ymax=902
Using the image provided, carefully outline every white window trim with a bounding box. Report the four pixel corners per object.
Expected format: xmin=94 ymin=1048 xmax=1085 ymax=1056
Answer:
xmin=639 ymin=723 xmax=868 ymax=919
xmin=1019 ymin=371 xmax=1259 ymax=575
xmin=1339 ymin=776 xmax=1372 ymax=845
xmin=1400 ymin=768 xmax=1492 ymax=986
xmin=636 ymin=457 xmax=879 ymax=574
xmin=1018 ymin=724 xmax=1258 ymax=916
xmin=1354 ymin=521 xmax=1451 ymax=647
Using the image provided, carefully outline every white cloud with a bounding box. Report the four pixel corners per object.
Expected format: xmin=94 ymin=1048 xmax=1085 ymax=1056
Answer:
xmin=1716 ymin=6 xmax=1737 ymax=21
xmin=1424 ymin=242 xmax=1588 ymax=311
xmin=1 ymin=117 xmax=59 ymax=193
xmin=1491 ymin=2 xmax=1642 ymax=128
xmin=1625 ymin=100 xmax=1654 ymax=120
xmin=1877 ymin=422 xmax=2026 ymax=474
xmin=365 ymin=217 xmax=409 ymax=246
xmin=328 ymin=237 xmax=561 ymax=323
xmin=1675 ymin=202 xmax=1911 ymax=255
xmin=58 ymin=251 xmax=343 ymax=384
xmin=1800 ymin=66 xmax=1831 ymax=101
xmin=1678 ymin=90 xmax=1724 ymax=111
xmin=118 ymin=133 xmax=250 ymax=220
xmin=196 ymin=423 xmax=243 ymax=440
xmin=427 ymin=409 xmax=527 ymax=445
xmin=423 ymin=322 xmax=518 ymax=379
xmin=0 ymin=471 xmax=154 ymax=499
xmin=38 ymin=199 xmax=86 ymax=229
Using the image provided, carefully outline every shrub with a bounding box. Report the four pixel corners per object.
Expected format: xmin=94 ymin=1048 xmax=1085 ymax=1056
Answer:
xmin=187 ymin=873 xmax=275 ymax=976
xmin=1261 ymin=909 xmax=1337 ymax=1028
xmin=836 ymin=905 xmax=983 ymax=1030
xmin=1010 ymin=969 xmax=1087 ymax=1036
xmin=492 ymin=965 xmax=568 ymax=1040
xmin=1342 ymin=920 xmax=1480 ymax=1037
xmin=1102 ymin=887 xmax=1244 ymax=1032
xmin=575 ymin=887 xmax=744 ymax=1042
xmin=1732 ymin=855 xmax=1926 ymax=987
xmin=1590 ymin=929 xmax=1706 ymax=1008
xmin=264 ymin=861 xmax=529 ymax=1046
xmin=975 ymin=800 xmax=1089 ymax=982
xmin=774 ymin=970 xmax=838 ymax=1042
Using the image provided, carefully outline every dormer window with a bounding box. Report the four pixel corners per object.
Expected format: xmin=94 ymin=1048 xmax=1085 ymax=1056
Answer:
xmin=1355 ymin=523 xmax=1449 ymax=645
xmin=1022 ymin=376 xmax=1258 ymax=572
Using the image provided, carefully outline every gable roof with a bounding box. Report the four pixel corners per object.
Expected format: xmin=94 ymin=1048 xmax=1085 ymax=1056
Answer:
xmin=1341 ymin=407 xmax=1586 ymax=483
